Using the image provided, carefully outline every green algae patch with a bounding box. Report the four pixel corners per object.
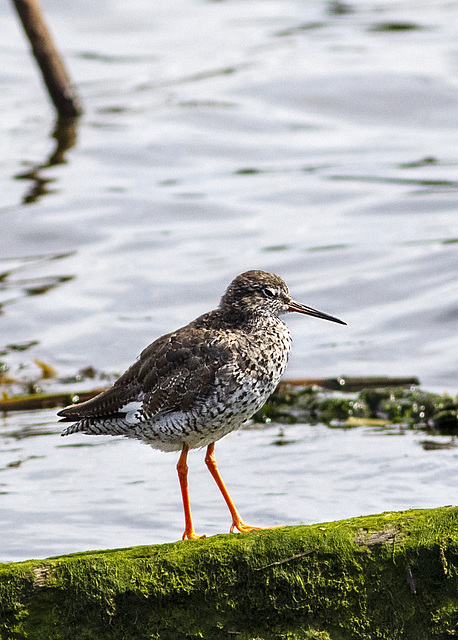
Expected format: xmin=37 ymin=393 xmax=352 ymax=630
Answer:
xmin=255 ymin=385 xmax=458 ymax=434
xmin=1 ymin=507 xmax=457 ymax=639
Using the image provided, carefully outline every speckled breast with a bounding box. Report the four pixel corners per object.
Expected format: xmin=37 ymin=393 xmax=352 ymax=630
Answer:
xmin=138 ymin=316 xmax=292 ymax=452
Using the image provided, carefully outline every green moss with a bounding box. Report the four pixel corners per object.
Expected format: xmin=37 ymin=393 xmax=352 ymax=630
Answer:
xmin=254 ymin=386 xmax=458 ymax=434
xmin=1 ymin=507 xmax=458 ymax=639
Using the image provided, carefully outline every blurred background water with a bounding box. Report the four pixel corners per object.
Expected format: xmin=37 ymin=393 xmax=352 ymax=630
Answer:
xmin=0 ymin=0 xmax=457 ymax=561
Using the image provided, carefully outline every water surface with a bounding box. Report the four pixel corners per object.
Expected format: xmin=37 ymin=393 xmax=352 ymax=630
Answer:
xmin=0 ymin=0 xmax=457 ymax=560
xmin=1 ymin=410 xmax=456 ymax=562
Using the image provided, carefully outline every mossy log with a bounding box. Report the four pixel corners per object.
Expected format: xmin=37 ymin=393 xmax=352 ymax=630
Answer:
xmin=1 ymin=507 xmax=457 ymax=639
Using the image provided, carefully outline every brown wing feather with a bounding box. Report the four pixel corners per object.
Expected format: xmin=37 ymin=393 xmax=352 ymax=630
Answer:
xmin=58 ymin=318 xmax=232 ymax=422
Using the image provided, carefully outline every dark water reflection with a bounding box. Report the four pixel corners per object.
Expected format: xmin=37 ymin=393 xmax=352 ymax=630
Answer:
xmin=14 ymin=117 xmax=79 ymax=205
xmin=0 ymin=0 xmax=457 ymax=560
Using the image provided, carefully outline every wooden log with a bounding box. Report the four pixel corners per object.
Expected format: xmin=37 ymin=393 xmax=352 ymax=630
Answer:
xmin=0 ymin=389 xmax=108 ymax=412
xmin=278 ymin=376 xmax=420 ymax=392
xmin=0 ymin=507 xmax=457 ymax=639
xmin=12 ymin=0 xmax=82 ymax=117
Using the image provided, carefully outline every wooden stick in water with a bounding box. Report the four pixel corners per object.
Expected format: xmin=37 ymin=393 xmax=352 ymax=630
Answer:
xmin=278 ymin=376 xmax=420 ymax=392
xmin=12 ymin=0 xmax=82 ymax=117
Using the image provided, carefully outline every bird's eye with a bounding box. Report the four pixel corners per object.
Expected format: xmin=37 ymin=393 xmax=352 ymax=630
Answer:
xmin=262 ymin=287 xmax=275 ymax=298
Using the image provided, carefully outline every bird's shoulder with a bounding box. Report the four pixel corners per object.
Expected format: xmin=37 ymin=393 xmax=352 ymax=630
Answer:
xmin=134 ymin=312 xmax=235 ymax=389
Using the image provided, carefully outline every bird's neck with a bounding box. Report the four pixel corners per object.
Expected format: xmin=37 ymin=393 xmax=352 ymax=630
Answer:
xmin=218 ymin=306 xmax=285 ymax=332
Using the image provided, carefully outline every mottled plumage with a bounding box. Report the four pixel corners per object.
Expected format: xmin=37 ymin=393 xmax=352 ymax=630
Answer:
xmin=59 ymin=270 xmax=345 ymax=539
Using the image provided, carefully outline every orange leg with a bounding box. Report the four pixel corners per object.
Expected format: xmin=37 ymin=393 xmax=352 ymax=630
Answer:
xmin=205 ymin=442 xmax=263 ymax=534
xmin=177 ymin=444 xmax=205 ymax=540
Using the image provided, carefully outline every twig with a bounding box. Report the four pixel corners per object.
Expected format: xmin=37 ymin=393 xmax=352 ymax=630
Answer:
xmin=254 ymin=548 xmax=317 ymax=570
xmin=12 ymin=0 xmax=82 ymax=117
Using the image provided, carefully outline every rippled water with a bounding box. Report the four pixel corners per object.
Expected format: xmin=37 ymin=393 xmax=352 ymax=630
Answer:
xmin=1 ymin=0 xmax=457 ymax=561
xmin=1 ymin=409 xmax=456 ymax=562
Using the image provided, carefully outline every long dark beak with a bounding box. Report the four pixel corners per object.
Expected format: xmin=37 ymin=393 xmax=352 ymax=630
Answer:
xmin=288 ymin=299 xmax=346 ymax=325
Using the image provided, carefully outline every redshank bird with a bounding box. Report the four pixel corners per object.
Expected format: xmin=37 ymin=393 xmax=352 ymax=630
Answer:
xmin=59 ymin=270 xmax=345 ymax=540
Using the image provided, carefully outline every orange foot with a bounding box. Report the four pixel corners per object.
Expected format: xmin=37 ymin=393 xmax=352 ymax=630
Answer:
xmin=182 ymin=529 xmax=206 ymax=541
xmin=230 ymin=519 xmax=264 ymax=534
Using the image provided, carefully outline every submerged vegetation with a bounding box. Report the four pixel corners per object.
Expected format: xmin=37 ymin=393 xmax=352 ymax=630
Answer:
xmin=256 ymin=381 xmax=458 ymax=435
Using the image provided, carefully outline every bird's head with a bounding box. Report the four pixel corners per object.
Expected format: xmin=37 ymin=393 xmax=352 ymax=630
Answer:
xmin=220 ymin=270 xmax=346 ymax=325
